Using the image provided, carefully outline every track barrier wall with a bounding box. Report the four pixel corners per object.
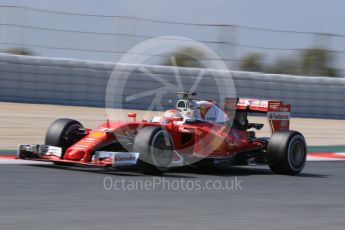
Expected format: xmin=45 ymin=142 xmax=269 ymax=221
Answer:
xmin=1 ymin=54 xmax=344 ymax=119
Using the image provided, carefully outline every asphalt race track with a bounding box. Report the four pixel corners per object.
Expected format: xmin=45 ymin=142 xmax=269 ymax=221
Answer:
xmin=0 ymin=161 xmax=344 ymax=230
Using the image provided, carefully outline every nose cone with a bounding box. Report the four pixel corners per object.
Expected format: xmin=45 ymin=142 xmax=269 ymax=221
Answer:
xmin=64 ymin=149 xmax=85 ymax=161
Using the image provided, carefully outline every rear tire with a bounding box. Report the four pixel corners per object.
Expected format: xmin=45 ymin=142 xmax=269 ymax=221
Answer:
xmin=267 ymin=131 xmax=307 ymax=175
xmin=133 ymin=126 xmax=174 ymax=175
xmin=45 ymin=118 xmax=84 ymax=160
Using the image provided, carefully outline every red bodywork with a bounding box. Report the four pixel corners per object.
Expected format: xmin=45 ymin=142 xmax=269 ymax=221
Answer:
xmin=60 ymin=121 xmax=263 ymax=163
xmin=19 ymin=98 xmax=291 ymax=167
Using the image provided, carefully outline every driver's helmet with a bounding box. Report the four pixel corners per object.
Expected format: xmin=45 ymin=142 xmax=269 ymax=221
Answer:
xmin=160 ymin=109 xmax=182 ymax=124
xmin=163 ymin=109 xmax=179 ymax=118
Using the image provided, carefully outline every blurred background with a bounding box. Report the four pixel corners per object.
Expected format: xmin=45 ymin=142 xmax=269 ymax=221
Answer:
xmin=1 ymin=0 xmax=345 ymax=77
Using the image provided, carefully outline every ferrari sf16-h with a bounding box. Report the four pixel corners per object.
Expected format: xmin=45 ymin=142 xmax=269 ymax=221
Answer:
xmin=18 ymin=92 xmax=307 ymax=175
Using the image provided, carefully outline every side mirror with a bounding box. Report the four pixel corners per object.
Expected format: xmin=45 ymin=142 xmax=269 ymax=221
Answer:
xmin=128 ymin=113 xmax=137 ymax=122
xmin=249 ymin=123 xmax=264 ymax=130
xmin=190 ymin=105 xmax=198 ymax=109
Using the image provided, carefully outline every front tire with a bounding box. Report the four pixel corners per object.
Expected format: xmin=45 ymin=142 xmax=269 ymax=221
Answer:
xmin=133 ymin=126 xmax=174 ymax=175
xmin=45 ymin=118 xmax=84 ymax=159
xmin=267 ymin=131 xmax=307 ymax=175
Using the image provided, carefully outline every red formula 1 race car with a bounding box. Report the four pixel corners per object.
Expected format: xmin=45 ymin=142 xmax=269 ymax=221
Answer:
xmin=18 ymin=93 xmax=307 ymax=175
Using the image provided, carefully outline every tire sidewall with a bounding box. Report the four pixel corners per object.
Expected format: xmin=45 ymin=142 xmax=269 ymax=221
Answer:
xmin=286 ymin=134 xmax=307 ymax=172
xmin=134 ymin=126 xmax=174 ymax=173
xmin=268 ymin=131 xmax=307 ymax=175
xmin=148 ymin=129 xmax=174 ymax=169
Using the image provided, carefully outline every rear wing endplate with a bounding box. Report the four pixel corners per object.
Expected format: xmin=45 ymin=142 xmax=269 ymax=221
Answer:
xmin=224 ymin=98 xmax=291 ymax=132
xmin=267 ymin=101 xmax=290 ymax=132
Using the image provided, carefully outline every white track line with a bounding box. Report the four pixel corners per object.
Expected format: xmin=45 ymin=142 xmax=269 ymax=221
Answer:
xmin=307 ymin=156 xmax=345 ymax=162
xmin=0 ymin=159 xmax=52 ymax=165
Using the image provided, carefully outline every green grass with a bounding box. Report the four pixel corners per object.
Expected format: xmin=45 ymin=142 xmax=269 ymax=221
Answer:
xmin=308 ymin=146 xmax=345 ymax=153
xmin=0 ymin=150 xmax=16 ymax=154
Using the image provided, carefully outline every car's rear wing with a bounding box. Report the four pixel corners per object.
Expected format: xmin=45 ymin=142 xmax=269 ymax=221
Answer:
xmin=224 ymin=98 xmax=291 ymax=132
